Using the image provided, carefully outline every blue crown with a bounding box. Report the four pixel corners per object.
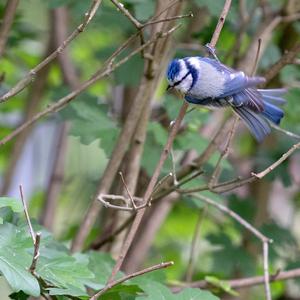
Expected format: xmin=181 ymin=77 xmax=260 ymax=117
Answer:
xmin=166 ymin=59 xmax=181 ymax=81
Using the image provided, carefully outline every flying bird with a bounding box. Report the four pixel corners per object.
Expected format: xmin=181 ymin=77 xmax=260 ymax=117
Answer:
xmin=166 ymin=55 xmax=286 ymax=142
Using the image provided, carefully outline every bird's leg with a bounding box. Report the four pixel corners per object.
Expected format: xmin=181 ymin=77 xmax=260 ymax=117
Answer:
xmin=205 ymin=43 xmax=220 ymax=62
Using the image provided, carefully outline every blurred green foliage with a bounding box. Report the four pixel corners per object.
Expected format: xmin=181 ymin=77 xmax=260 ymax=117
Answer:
xmin=0 ymin=0 xmax=300 ymax=299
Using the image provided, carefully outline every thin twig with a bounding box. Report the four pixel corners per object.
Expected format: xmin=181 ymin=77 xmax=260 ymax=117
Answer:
xmin=270 ymin=123 xmax=300 ymax=140
xmin=106 ymin=0 xmax=233 ymax=284
xmin=107 ymin=101 xmax=189 ymax=282
xmin=119 ymin=172 xmax=137 ymax=209
xmin=208 ymin=116 xmax=239 ymax=188
xmin=209 ymin=0 xmax=232 ymax=48
xmin=170 ymin=147 xmax=179 ymax=186
xmin=110 ymin=0 xmax=142 ymax=29
xmin=29 ymin=232 xmax=41 ymax=274
xmin=262 ymin=42 xmax=300 ymax=85
xmin=0 ymin=25 xmax=180 ymax=147
xmin=0 ymin=0 xmax=103 ymax=103
xmin=19 ymin=185 xmax=42 ymax=275
xmin=172 ymin=267 xmax=300 ymax=291
xmin=90 ymin=261 xmax=174 ymax=299
xmin=252 ymin=141 xmax=300 ymax=179
xmin=153 ymin=172 xmax=173 ymax=194
xmin=0 ymin=0 xmax=20 ymax=57
xmin=251 ymin=38 xmax=262 ymax=76
xmin=192 ymin=194 xmax=271 ymax=243
xmin=142 ymin=13 xmax=193 ymax=27
xmin=19 ymin=185 xmax=35 ymax=243
xmin=263 ymin=242 xmax=271 ymax=300
xmin=98 ymin=194 xmax=145 ymax=211
xmin=191 ymin=193 xmax=272 ymax=300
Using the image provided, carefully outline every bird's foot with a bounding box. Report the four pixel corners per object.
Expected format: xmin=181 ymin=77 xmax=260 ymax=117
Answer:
xmin=205 ymin=43 xmax=220 ymax=62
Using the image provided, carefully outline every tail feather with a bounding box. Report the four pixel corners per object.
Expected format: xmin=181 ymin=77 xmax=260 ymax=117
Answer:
xmin=258 ymin=88 xmax=287 ymax=106
xmin=257 ymin=88 xmax=287 ymax=96
xmin=233 ymin=106 xmax=271 ymax=142
xmin=262 ymin=102 xmax=284 ymax=125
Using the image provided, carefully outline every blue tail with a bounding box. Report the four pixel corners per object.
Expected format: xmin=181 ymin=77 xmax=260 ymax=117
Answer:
xmin=233 ymin=107 xmax=271 ymax=142
xmin=262 ymin=101 xmax=284 ymax=125
xmin=260 ymin=89 xmax=285 ymax=125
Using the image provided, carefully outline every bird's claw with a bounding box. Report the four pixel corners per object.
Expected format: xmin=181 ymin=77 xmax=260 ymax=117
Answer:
xmin=205 ymin=43 xmax=220 ymax=62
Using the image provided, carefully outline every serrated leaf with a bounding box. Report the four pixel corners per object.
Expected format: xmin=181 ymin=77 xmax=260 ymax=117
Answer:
xmin=0 ymin=223 xmax=40 ymax=297
xmin=36 ymin=250 xmax=94 ymax=296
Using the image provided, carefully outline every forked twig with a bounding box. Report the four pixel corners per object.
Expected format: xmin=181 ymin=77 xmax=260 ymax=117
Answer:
xmin=105 ymin=0 xmax=233 ymax=285
xmin=119 ymin=172 xmax=137 ymax=209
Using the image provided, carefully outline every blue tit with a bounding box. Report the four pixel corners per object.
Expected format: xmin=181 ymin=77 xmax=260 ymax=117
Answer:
xmin=166 ymin=56 xmax=286 ymax=142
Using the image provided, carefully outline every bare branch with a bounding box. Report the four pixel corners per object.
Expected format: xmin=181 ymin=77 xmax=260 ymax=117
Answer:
xmin=191 ymin=193 xmax=272 ymax=300
xmin=29 ymin=232 xmax=41 ymax=274
xmin=270 ymin=123 xmax=300 ymax=140
xmin=263 ymin=241 xmax=271 ymax=300
xmin=208 ymin=116 xmax=239 ymax=188
xmin=172 ymin=268 xmax=300 ymax=291
xmin=90 ymin=261 xmax=174 ymax=299
xmin=0 ymin=0 xmax=19 ymax=57
xmin=0 ymin=25 xmax=179 ymax=147
xmin=19 ymin=185 xmax=42 ymax=275
xmin=252 ymin=142 xmax=300 ymax=179
xmin=98 ymin=194 xmax=144 ymax=211
xmin=19 ymin=185 xmax=35 ymax=243
xmin=110 ymin=0 xmax=142 ymax=29
xmin=192 ymin=194 xmax=271 ymax=242
xmin=143 ymin=13 xmax=193 ymax=27
xmin=251 ymin=38 xmax=262 ymax=76
xmin=209 ymin=0 xmax=232 ymax=48
xmin=0 ymin=0 xmax=102 ymax=103
xmin=106 ymin=0 xmax=233 ymax=284
xmin=262 ymin=42 xmax=300 ymax=84
xmin=119 ymin=172 xmax=137 ymax=209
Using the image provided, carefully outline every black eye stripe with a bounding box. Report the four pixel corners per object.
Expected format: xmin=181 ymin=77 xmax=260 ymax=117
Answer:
xmin=172 ymin=71 xmax=191 ymax=87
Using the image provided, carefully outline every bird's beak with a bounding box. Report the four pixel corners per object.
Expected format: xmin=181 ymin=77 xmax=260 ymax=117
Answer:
xmin=166 ymin=85 xmax=172 ymax=91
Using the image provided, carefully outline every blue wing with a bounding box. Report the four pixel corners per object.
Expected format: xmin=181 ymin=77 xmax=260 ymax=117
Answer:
xmin=184 ymin=58 xmax=286 ymax=141
xmin=196 ymin=57 xmax=266 ymax=111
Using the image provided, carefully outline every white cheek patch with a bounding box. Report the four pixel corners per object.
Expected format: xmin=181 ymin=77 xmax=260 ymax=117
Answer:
xmin=177 ymin=74 xmax=193 ymax=93
xmin=175 ymin=60 xmax=189 ymax=82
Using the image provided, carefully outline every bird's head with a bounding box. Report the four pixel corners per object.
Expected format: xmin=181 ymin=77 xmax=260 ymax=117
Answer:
xmin=166 ymin=59 xmax=193 ymax=94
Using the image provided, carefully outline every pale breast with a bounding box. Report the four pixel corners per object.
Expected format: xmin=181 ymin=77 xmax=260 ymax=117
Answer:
xmin=187 ymin=58 xmax=226 ymax=99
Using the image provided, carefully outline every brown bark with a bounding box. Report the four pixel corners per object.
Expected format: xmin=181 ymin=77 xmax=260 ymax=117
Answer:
xmin=40 ymin=7 xmax=79 ymax=229
xmin=71 ymin=0 xmax=185 ymax=252
xmin=0 ymin=0 xmax=19 ymax=57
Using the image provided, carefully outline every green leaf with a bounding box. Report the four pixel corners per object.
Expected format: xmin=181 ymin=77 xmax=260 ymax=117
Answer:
xmin=0 ymin=223 xmax=40 ymax=297
xmin=0 ymin=197 xmax=23 ymax=213
xmin=36 ymin=250 xmax=94 ymax=297
xmin=86 ymin=251 xmax=123 ymax=290
xmin=0 ymin=197 xmax=23 ymax=224
xmin=135 ymin=281 xmax=219 ymax=299
xmin=205 ymin=276 xmax=238 ymax=296
xmin=68 ymin=96 xmax=119 ymax=152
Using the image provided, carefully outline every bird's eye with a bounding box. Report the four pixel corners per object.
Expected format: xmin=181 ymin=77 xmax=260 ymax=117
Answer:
xmin=172 ymin=71 xmax=191 ymax=88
